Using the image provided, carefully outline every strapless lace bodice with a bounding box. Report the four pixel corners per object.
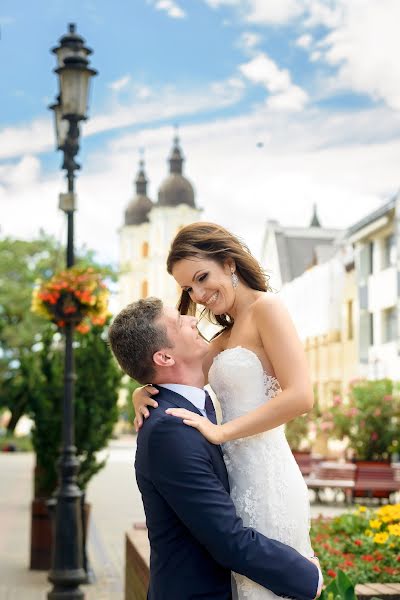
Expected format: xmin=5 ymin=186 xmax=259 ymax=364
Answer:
xmin=209 ymin=346 xmax=282 ymax=422
xmin=209 ymin=346 xmax=313 ymax=600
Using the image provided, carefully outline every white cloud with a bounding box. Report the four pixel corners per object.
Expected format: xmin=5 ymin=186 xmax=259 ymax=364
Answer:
xmin=238 ymin=31 xmax=261 ymax=52
xmin=0 ymin=118 xmax=53 ymax=160
xmin=266 ymin=87 xmax=308 ymax=111
xmin=108 ymin=75 xmax=131 ymax=92
xmin=203 ymin=0 xmax=304 ymax=24
xmin=296 ymin=33 xmax=313 ymax=49
xmin=246 ymin=0 xmax=303 ymax=24
xmin=3 ymin=105 xmax=400 ymax=267
xmin=154 ymin=0 xmax=185 ymax=18
xmin=240 ymin=53 xmax=308 ymax=111
xmin=304 ymin=0 xmax=343 ymax=28
xmin=0 ymin=78 xmax=245 ymax=161
xmin=310 ymin=50 xmax=322 ymax=62
xmin=316 ymin=0 xmax=400 ymax=110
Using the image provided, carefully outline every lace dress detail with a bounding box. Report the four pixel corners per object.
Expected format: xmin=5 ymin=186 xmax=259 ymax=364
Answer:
xmin=209 ymin=347 xmax=313 ymax=599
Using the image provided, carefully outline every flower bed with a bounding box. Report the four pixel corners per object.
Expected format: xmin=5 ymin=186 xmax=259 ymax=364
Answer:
xmin=311 ymin=504 xmax=400 ymax=584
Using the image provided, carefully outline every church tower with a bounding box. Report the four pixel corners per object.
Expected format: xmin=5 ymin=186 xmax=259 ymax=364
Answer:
xmin=118 ymin=135 xmax=202 ymax=310
xmin=148 ymin=135 xmax=201 ymax=305
xmin=119 ymin=158 xmax=153 ymax=309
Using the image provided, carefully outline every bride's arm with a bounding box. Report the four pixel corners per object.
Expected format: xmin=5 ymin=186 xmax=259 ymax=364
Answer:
xmin=166 ymin=295 xmax=313 ymax=444
xmin=219 ymin=294 xmax=313 ymax=442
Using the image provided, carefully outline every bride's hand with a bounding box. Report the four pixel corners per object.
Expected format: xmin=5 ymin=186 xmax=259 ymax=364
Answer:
xmin=133 ymin=385 xmax=159 ymax=432
xmin=165 ymin=408 xmax=224 ymax=445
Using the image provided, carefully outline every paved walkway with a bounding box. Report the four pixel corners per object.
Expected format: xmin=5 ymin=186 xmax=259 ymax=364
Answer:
xmin=0 ymin=436 xmax=348 ymax=600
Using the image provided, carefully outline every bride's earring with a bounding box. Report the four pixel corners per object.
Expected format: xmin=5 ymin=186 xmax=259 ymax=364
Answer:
xmin=231 ymin=269 xmax=239 ymax=289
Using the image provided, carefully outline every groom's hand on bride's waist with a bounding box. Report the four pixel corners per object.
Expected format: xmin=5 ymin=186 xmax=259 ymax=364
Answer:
xmin=308 ymin=555 xmax=323 ymax=599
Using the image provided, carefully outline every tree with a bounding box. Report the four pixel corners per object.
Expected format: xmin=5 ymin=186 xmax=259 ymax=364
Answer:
xmin=29 ymin=321 xmax=122 ymax=497
xmin=0 ymin=234 xmax=116 ymax=432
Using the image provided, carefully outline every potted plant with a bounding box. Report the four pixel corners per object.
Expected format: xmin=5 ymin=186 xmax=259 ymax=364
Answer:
xmin=29 ymin=320 xmax=122 ymax=572
xmin=29 ymin=266 xmax=122 ymax=573
xmin=285 ymin=414 xmax=313 ymax=476
xmin=328 ymin=380 xmax=399 ymax=462
xmin=31 ymin=265 xmax=109 ymax=332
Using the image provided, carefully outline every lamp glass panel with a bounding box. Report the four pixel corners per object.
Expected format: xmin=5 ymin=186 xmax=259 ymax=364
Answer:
xmin=59 ymin=68 xmax=91 ymax=118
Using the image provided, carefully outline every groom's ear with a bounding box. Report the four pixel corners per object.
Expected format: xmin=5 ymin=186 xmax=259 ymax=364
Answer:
xmin=153 ymin=350 xmax=175 ymax=368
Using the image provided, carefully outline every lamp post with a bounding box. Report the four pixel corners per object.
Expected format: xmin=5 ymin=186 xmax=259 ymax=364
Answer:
xmin=47 ymin=24 xmax=97 ymax=600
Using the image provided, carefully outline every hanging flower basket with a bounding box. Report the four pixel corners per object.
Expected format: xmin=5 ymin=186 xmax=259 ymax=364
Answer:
xmin=31 ymin=266 xmax=110 ymax=333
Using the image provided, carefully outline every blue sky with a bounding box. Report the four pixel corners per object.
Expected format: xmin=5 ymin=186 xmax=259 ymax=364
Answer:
xmin=1 ymin=0 xmax=400 ymax=263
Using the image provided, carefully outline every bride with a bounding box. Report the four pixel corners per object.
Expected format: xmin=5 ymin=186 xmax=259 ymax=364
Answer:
xmin=133 ymin=222 xmax=319 ymax=599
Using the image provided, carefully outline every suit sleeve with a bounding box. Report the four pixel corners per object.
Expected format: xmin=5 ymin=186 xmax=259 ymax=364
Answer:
xmin=148 ymin=418 xmax=319 ymax=600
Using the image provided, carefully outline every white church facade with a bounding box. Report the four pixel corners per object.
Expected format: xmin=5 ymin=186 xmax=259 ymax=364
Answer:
xmin=118 ymin=137 xmax=202 ymax=310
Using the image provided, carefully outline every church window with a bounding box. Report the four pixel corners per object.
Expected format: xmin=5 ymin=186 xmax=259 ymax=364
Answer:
xmin=141 ymin=280 xmax=148 ymax=298
xmin=142 ymin=241 xmax=149 ymax=258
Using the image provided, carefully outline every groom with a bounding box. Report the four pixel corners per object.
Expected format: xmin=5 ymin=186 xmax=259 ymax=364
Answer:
xmin=109 ymin=298 xmax=322 ymax=600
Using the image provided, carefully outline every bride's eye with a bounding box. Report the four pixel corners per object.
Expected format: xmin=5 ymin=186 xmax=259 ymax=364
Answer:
xmin=198 ymin=273 xmax=208 ymax=283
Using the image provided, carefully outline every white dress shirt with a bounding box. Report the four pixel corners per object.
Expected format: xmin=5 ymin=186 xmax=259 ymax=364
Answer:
xmin=158 ymin=384 xmax=207 ymax=417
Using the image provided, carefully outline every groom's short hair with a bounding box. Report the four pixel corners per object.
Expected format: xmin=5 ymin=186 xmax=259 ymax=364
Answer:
xmin=108 ymin=297 xmax=172 ymax=383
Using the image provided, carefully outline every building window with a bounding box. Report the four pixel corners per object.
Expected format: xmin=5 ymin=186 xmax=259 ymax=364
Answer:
xmin=141 ymin=280 xmax=148 ymax=298
xmin=359 ymin=241 xmax=374 ymax=280
xmin=142 ymin=241 xmax=149 ymax=258
xmin=347 ymin=300 xmax=354 ymax=340
xmin=383 ymin=307 xmax=397 ymax=342
xmin=369 ymin=313 xmax=374 ymax=346
xmin=369 ymin=241 xmax=374 ymax=274
xmin=383 ymin=234 xmax=396 ymax=269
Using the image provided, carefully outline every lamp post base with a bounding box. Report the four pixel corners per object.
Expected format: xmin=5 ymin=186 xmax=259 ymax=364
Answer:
xmin=47 ymin=581 xmax=85 ymax=600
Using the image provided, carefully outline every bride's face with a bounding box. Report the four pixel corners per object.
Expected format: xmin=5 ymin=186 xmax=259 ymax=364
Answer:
xmin=172 ymin=256 xmax=235 ymax=315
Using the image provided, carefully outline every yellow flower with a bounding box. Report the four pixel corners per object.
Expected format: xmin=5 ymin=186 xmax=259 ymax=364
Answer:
xmin=364 ymin=529 xmax=373 ymax=537
xmin=358 ymin=505 xmax=367 ymax=513
xmin=369 ymin=519 xmax=382 ymax=530
xmin=374 ymin=532 xmax=389 ymax=544
xmin=388 ymin=524 xmax=400 ymax=537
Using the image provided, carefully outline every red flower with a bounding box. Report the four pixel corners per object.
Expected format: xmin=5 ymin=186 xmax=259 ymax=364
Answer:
xmin=361 ymin=555 xmax=374 ymax=562
xmin=373 ymin=566 xmax=381 ymax=573
xmin=327 ymin=570 xmax=337 ymax=578
xmin=354 ymin=539 xmax=362 ymax=546
xmin=345 ymin=560 xmax=354 ymax=567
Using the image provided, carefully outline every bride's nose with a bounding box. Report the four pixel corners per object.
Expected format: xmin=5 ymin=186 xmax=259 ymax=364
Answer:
xmin=192 ymin=286 xmax=206 ymax=304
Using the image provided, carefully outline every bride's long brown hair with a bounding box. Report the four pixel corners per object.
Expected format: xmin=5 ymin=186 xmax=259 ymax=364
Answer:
xmin=167 ymin=222 xmax=271 ymax=330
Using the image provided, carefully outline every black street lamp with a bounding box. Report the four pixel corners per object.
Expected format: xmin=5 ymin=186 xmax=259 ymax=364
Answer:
xmin=47 ymin=23 xmax=97 ymax=600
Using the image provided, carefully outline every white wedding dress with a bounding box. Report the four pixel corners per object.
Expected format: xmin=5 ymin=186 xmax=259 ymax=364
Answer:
xmin=208 ymin=347 xmax=313 ymax=599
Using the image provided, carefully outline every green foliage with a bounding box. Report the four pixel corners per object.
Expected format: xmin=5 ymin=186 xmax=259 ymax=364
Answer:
xmin=320 ymin=570 xmax=356 ymax=600
xmin=0 ymin=234 xmax=118 ymax=433
xmin=285 ymin=413 xmax=310 ymax=451
xmin=28 ymin=321 xmax=122 ymax=497
xmin=74 ymin=323 xmax=122 ymax=490
xmin=0 ymin=433 xmax=33 ymax=452
xmin=323 ymin=380 xmax=400 ymax=460
xmin=118 ymin=377 xmax=141 ymax=431
xmin=29 ymin=327 xmax=64 ymax=496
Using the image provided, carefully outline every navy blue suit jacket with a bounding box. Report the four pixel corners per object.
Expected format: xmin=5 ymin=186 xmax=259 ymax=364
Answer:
xmin=135 ymin=386 xmax=319 ymax=600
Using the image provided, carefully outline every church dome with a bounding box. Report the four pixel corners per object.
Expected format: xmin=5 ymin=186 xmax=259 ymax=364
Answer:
xmin=157 ymin=137 xmax=196 ymax=208
xmin=125 ymin=160 xmax=153 ymax=226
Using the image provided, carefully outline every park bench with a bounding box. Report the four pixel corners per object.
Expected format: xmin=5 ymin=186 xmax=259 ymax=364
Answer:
xmin=305 ymin=461 xmax=356 ymax=503
xmin=293 ymin=451 xmax=316 ymax=477
xmin=352 ymin=462 xmax=399 ymax=503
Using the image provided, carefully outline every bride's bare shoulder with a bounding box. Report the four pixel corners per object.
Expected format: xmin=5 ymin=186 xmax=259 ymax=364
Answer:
xmin=252 ymin=291 xmax=285 ymax=312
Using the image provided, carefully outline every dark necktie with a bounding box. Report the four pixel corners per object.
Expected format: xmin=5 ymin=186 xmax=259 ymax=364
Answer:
xmin=204 ymin=391 xmax=217 ymax=425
